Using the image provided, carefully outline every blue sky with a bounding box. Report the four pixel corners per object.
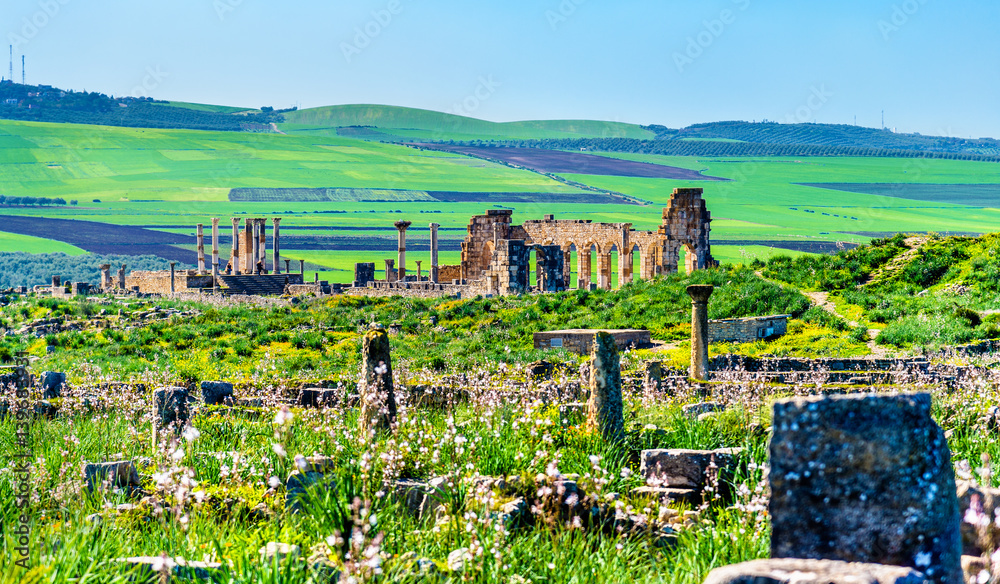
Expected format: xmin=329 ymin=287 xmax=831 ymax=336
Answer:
xmin=3 ymin=0 xmax=998 ymax=137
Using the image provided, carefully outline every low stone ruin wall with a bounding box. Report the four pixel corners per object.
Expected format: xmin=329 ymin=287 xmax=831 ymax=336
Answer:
xmin=125 ymin=271 xmax=215 ymax=295
xmin=708 ymin=315 xmax=788 ymax=343
xmin=711 ymin=354 xmax=930 ymax=372
xmin=534 ymin=329 xmax=652 ymax=355
xmin=438 ymin=265 xmax=462 ymax=282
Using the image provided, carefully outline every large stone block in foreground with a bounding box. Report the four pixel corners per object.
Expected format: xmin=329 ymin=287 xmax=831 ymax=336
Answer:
xmin=769 ymin=393 xmax=962 ymax=584
xmin=704 ymin=558 xmax=930 ymax=584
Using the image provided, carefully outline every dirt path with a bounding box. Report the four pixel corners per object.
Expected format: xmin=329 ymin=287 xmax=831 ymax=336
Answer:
xmin=803 ymin=291 xmax=891 ymax=357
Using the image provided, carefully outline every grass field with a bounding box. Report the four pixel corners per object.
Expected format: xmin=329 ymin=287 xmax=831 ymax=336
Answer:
xmin=4 ymin=116 xmax=1000 ymax=279
xmin=0 ymin=231 xmax=86 ymax=254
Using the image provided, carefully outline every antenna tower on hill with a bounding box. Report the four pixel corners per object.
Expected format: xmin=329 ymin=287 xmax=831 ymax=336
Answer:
xmin=21 ymin=55 xmax=25 ymax=85
xmin=8 ymin=45 xmax=12 ymax=83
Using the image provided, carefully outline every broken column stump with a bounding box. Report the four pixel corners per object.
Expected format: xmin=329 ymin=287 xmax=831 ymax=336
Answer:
xmin=359 ymin=327 xmax=397 ymax=435
xmin=769 ymin=393 xmax=963 ymax=584
xmin=686 ymin=285 xmax=713 ymax=381
xmin=200 ymin=381 xmax=233 ymax=406
xmin=586 ymin=331 xmax=624 ymax=443
xmin=153 ymin=386 xmax=190 ymax=430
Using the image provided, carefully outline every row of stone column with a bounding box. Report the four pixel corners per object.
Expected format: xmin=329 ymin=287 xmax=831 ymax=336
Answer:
xmin=570 ymin=249 xmax=634 ymax=291
xmin=192 ymin=218 xmax=283 ymax=276
xmin=392 ymin=221 xmax=440 ymax=283
xmin=98 ymin=264 xmax=127 ymax=290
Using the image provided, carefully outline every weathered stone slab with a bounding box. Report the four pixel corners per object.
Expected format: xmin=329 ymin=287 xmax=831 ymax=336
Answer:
xmin=84 ymin=461 xmax=141 ymax=491
xmin=769 ymin=393 xmax=963 ymax=584
xmin=285 ymin=456 xmax=337 ymax=512
xmin=153 ymin=386 xmax=189 ymax=428
xmin=40 ymin=371 xmax=65 ymax=399
xmin=200 ymin=381 xmax=233 ymax=406
xmin=704 ymin=558 xmax=930 ymax=584
xmin=297 ymin=388 xmax=338 ymax=408
xmin=631 ymin=486 xmax=699 ymax=505
xmin=359 ymin=327 xmax=397 ymax=434
xmin=640 ymin=448 xmax=741 ymax=490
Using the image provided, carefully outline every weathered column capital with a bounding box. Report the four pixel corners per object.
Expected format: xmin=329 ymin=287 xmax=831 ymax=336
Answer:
xmin=686 ymin=284 xmax=714 ymax=303
xmin=273 ymin=217 xmax=281 ymax=226
xmin=232 ymin=217 xmax=240 ymax=227
xmin=394 ymin=220 xmax=412 ymax=232
xmin=429 ymin=222 xmax=440 ymax=229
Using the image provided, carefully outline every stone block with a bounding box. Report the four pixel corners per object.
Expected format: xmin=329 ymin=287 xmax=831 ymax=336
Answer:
xmin=84 ymin=461 xmax=142 ymax=491
xmin=682 ymin=402 xmax=725 ymax=418
xmin=640 ymin=448 xmax=741 ymax=490
xmin=153 ymin=387 xmax=190 ymax=428
xmin=769 ymin=393 xmax=962 ymax=584
xmin=297 ymin=388 xmax=338 ymax=408
xmin=40 ymin=371 xmax=66 ymax=399
xmin=704 ymin=559 xmax=930 ymax=584
xmin=956 ymin=482 xmax=1000 ymax=557
xmin=200 ymin=381 xmax=234 ymax=406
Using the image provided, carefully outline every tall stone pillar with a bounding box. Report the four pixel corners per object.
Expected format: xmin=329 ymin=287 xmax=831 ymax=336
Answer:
xmin=251 ymin=220 xmax=260 ymax=274
xmin=194 ymin=224 xmax=204 ymax=274
xmin=384 ymin=259 xmax=396 ymax=283
xmin=257 ymin=218 xmax=267 ymax=273
xmin=359 ymin=327 xmax=397 ymax=435
xmin=118 ymin=265 xmax=126 ymax=289
xmin=244 ymin=218 xmax=253 ymax=274
xmin=99 ymin=264 xmax=112 ymax=290
xmin=231 ymin=218 xmax=241 ymax=275
xmin=299 ymin=260 xmax=304 ymax=276
xmin=619 ymin=249 xmax=632 ymax=287
xmin=578 ymin=247 xmax=591 ymax=290
xmin=169 ymin=263 xmax=176 ymax=295
xmin=394 ymin=221 xmax=411 ymax=282
xmin=586 ymin=331 xmax=624 ymax=443
xmin=598 ymin=251 xmax=611 ymax=290
xmin=272 ymin=218 xmax=281 ymax=274
xmin=562 ymin=249 xmax=572 ymax=288
xmin=51 ymin=275 xmax=61 ymax=295
xmin=211 ymin=218 xmax=220 ymax=274
xmin=687 ymin=285 xmax=713 ymax=381
xmin=429 ymin=222 xmax=440 ymax=283
xmin=415 ymin=261 xmax=422 ymax=281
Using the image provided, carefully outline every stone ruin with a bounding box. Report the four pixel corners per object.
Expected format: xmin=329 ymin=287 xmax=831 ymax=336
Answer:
xmin=353 ymin=187 xmax=717 ymax=298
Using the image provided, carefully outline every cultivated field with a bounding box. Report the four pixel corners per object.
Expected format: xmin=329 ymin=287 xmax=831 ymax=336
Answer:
xmin=3 ymin=113 xmax=1000 ymax=284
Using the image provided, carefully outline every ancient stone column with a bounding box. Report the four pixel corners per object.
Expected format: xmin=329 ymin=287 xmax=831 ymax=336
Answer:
xmin=578 ymin=247 xmax=591 ymax=290
xmin=272 ymin=218 xmax=281 ymax=274
xmin=299 ymin=260 xmax=304 ymax=276
xmin=586 ymin=331 xmax=624 ymax=443
xmin=284 ymin=259 xmax=291 ymax=274
xmin=211 ymin=218 xmax=220 ymax=274
xmin=395 ymin=220 xmax=411 ymax=281
xmin=251 ymin=220 xmax=260 ymax=274
xmin=415 ymin=260 xmax=422 ymax=281
xmin=196 ymin=224 xmax=206 ymax=274
xmin=384 ymin=259 xmax=396 ymax=283
xmin=99 ymin=264 xmax=111 ymax=290
xmin=244 ymin=218 xmax=253 ymax=274
xmin=619 ymin=249 xmax=632 ymax=288
xmin=687 ymin=285 xmax=713 ymax=381
xmin=169 ymin=263 xmax=176 ymax=294
xmin=359 ymin=327 xmax=397 ymax=435
xmin=257 ymin=218 xmax=267 ymax=272
xmin=597 ymin=251 xmax=611 ymax=290
xmin=231 ymin=218 xmax=241 ymax=275
xmin=769 ymin=393 xmax=963 ymax=584
xmin=429 ymin=222 xmax=440 ymax=283
xmin=118 ymin=265 xmax=126 ymax=289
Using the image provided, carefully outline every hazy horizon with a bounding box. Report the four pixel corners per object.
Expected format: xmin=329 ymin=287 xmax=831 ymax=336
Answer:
xmin=3 ymin=0 xmax=999 ymax=138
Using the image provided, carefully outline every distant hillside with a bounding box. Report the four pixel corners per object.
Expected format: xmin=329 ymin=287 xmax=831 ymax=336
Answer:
xmin=0 ymin=82 xmax=286 ymax=132
xmin=281 ymin=104 xmax=655 ymax=141
xmin=646 ymin=121 xmax=1000 ymax=156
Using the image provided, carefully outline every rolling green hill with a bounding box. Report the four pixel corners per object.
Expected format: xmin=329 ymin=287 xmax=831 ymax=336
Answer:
xmin=280 ymin=104 xmax=655 ymax=141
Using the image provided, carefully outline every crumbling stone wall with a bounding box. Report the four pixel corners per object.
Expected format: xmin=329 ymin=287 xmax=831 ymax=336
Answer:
xmin=125 ymin=271 xmax=215 ymax=295
xmin=709 ymin=315 xmax=789 ymax=343
xmin=456 ymin=188 xmax=715 ymax=292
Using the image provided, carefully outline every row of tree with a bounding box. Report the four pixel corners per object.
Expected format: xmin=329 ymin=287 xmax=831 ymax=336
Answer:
xmin=0 ymin=195 xmax=72 ymax=206
xmin=442 ymin=138 xmax=1000 ymax=163
xmin=0 ymin=253 xmax=184 ymax=289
